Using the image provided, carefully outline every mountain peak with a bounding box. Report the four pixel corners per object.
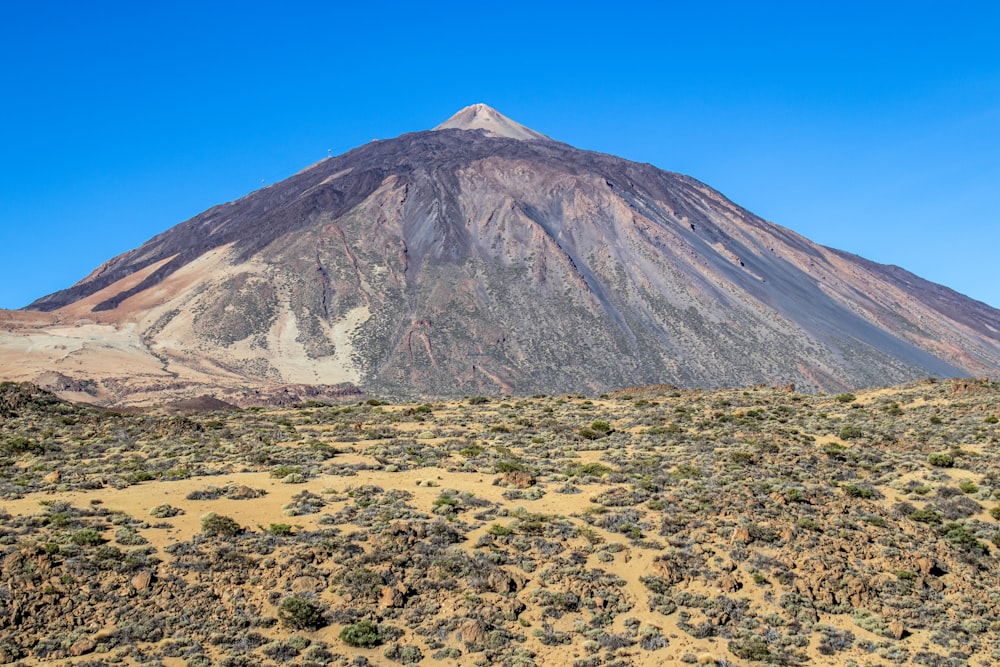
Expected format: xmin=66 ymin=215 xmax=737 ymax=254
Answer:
xmin=433 ymin=103 xmax=551 ymax=141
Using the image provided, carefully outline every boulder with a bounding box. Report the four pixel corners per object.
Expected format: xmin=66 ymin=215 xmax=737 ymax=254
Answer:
xmin=457 ymin=619 xmax=489 ymax=647
xmin=69 ymin=639 xmax=95 ymax=657
xmin=379 ymin=584 xmax=408 ymax=608
xmin=131 ymin=571 xmax=152 ymax=591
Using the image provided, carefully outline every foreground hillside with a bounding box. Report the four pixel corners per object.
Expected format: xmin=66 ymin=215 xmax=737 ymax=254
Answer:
xmin=2 ymin=379 xmax=999 ymax=666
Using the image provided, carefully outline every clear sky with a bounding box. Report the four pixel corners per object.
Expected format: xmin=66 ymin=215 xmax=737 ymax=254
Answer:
xmin=1 ymin=1 xmax=998 ymax=309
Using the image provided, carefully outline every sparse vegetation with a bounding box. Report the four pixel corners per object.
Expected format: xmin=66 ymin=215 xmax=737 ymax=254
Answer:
xmin=1 ymin=379 xmax=999 ymax=665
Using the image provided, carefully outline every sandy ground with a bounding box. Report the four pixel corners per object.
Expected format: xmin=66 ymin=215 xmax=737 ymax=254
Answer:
xmin=3 ymin=382 xmax=996 ymax=666
xmin=2 ymin=450 xmax=900 ymax=667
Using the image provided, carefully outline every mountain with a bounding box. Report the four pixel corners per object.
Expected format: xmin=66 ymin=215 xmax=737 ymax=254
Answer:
xmin=4 ymin=104 xmax=1000 ymax=405
xmin=434 ymin=103 xmax=552 ymax=141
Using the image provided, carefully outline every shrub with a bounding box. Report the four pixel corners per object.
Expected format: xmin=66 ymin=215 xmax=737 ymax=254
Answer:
xmin=941 ymin=522 xmax=987 ymax=554
xmin=433 ymin=493 xmax=458 ymax=508
xmin=262 ymin=641 xmax=299 ymax=660
xmin=459 ymin=443 xmax=484 ymax=457
xmin=883 ymin=401 xmax=903 ymax=415
xmin=817 ymin=627 xmax=855 ymax=655
xmin=487 ymin=524 xmax=514 ymax=537
xmin=728 ymin=636 xmax=772 ymax=661
xmin=835 ymin=393 xmax=857 ymax=403
xmin=670 ymin=464 xmax=701 ymax=479
xmin=115 ymin=528 xmax=148 ymax=545
xmin=928 ymin=452 xmax=954 ymax=467
xmin=149 ymin=504 xmax=184 ymax=518
xmin=852 ymin=608 xmax=888 ymax=636
xmin=784 ymin=487 xmax=805 ymax=503
xmin=269 ymin=523 xmax=293 ymax=536
xmin=908 ymin=507 xmax=941 ymax=524
xmin=337 ymin=567 xmax=384 ymax=602
xmin=278 ymin=596 xmax=326 ymax=630
xmin=340 ymin=619 xmax=380 ymax=647
xmin=838 ymin=425 xmax=863 ymax=440
xmin=822 ymin=442 xmax=849 ymax=459
xmin=569 ymin=462 xmax=613 ymax=477
xmin=270 ymin=465 xmax=302 ymax=479
xmin=308 ymin=441 xmax=338 ymax=459
xmin=71 ymin=528 xmax=103 ymax=546
xmin=384 ymin=643 xmax=423 ymax=663
xmin=590 ymin=420 xmax=612 ymax=434
xmin=842 ymin=484 xmax=875 ymax=499
xmin=200 ymin=512 xmax=242 ymax=537
xmin=495 ymin=460 xmax=529 ymax=473
xmin=186 ymin=486 xmax=224 ymax=500
xmin=796 ymin=517 xmax=821 ymax=531
xmin=287 ymin=635 xmax=310 ymax=651
xmin=0 ymin=436 xmax=44 ymax=456
xmin=303 ymin=645 xmax=333 ymax=662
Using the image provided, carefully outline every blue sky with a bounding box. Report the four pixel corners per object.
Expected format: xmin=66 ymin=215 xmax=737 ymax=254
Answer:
xmin=1 ymin=1 xmax=998 ymax=309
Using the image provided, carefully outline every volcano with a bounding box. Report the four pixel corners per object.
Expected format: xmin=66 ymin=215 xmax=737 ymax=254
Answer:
xmin=4 ymin=104 xmax=999 ymax=405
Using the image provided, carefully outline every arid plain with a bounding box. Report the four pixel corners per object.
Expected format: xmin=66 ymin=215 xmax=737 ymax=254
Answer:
xmin=2 ymin=378 xmax=999 ymax=666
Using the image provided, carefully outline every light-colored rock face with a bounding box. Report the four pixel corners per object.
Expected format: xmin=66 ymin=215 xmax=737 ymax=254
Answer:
xmin=434 ymin=103 xmax=551 ymax=141
xmin=6 ymin=107 xmax=1000 ymax=406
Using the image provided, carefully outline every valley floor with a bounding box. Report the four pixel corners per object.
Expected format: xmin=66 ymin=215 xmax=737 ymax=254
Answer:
xmin=1 ymin=378 xmax=999 ymax=666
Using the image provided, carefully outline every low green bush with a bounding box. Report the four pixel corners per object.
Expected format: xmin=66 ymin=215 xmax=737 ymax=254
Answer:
xmin=340 ymin=619 xmax=380 ymax=647
xmin=278 ymin=596 xmax=326 ymax=630
xmin=928 ymin=452 xmax=954 ymax=467
xmin=200 ymin=512 xmax=242 ymax=537
xmin=269 ymin=523 xmax=293 ymax=536
xmin=842 ymin=484 xmax=874 ymax=499
xmin=70 ymin=528 xmax=103 ymax=546
xmin=838 ymin=425 xmax=863 ymax=440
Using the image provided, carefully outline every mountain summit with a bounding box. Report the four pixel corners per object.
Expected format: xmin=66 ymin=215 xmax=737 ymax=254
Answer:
xmin=4 ymin=105 xmax=1000 ymax=405
xmin=434 ymin=103 xmax=551 ymax=141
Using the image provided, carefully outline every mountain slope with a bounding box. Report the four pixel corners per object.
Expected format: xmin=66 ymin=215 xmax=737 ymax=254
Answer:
xmin=10 ymin=105 xmax=1000 ymax=404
